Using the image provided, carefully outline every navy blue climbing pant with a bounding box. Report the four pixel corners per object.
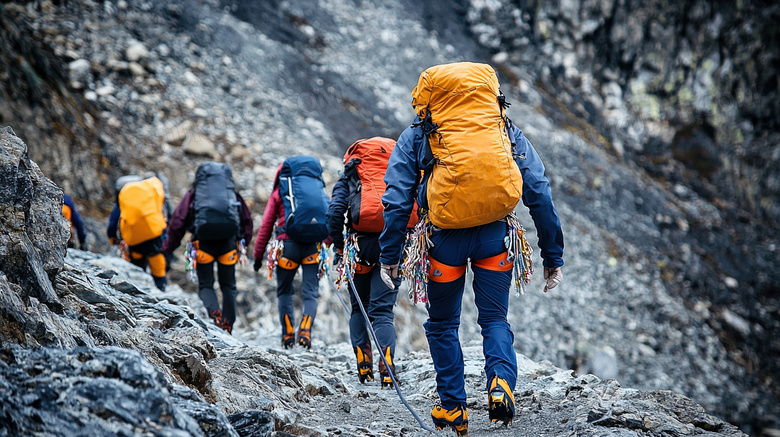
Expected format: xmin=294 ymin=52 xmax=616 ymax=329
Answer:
xmin=275 ymin=240 xmax=320 ymax=338
xmin=348 ymin=234 xmax=399 ymax=355
xmin=424 ymin=220 xmax=517 ymax=410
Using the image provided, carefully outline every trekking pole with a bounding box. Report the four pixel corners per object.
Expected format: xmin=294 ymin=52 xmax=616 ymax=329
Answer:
xmin=342 ymin=269 xmax=436 ymax=434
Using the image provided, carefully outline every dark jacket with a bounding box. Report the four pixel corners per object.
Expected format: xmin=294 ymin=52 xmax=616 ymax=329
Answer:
xmin=325 ymin=162 xmax=356 ymax=251
xmin=63 ymin=194 xmax=86 ymax=246
xmin=379 ymin=121 xmax=564 ymax=268
xmin=162 ymin=190 xmax=253 ymax=255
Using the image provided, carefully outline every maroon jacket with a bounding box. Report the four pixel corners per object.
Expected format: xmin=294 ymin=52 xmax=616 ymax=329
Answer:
xmin=162 ymin=189 xmax=253 ymax=255
xmin=254 ymin=164 xmax=289 ymax=259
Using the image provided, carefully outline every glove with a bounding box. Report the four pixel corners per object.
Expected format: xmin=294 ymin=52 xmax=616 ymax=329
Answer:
xmin=109 ymin=237 xmax=119 ymax=246
xmin=333 ymin=251 xmax=342 ymax=267
xmin=253 ymin=257 xmax=263 ymax=272
xmin=380 ymin=263 xmax=399 ymax=290
xmin=543 ymin=267 xmax=563 ymax=293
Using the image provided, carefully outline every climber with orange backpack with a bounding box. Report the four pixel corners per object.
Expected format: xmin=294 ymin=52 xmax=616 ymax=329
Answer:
xmin=327 ymin=137 xmax=418 ymax=387
xmin=107 ymin=175 xmax=170 ymax=291
xmin=162 ymin=162 xmax=253 ymax=335
xmin=62 ymin=194 xmax=87 ymax=250
xmin=379 ymin=62 xmax=564 ymax=436
xmin=254 ymin=156 xmax=331 ymax=349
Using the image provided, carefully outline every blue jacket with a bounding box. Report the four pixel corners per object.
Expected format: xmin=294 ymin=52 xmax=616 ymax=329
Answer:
xmin=379 ymin=122 xmax=564 ymax=268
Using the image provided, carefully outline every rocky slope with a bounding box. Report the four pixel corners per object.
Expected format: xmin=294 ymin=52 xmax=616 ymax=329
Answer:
xmin=0 ymin=126 xmax=748 ymax=436
xmin=1 ymin=0 xmax=778 ymax=435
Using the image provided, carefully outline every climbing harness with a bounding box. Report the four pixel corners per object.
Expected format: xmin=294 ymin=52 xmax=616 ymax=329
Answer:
xmin=238 ymin=238 xmax=248 ymax=267
xmin=334 ymin=233 xmax=359 ymax=290
xmin=317 ymin=242 xmax=331 ymax=279
xmin=324 ymin=266 xmax=435 ymax=433
xmin=505 ymin=212 xmax=534 ymax=296
xmin=116 ymin=239 xmax=129 ymax=260
xmin=266 ymin=239 xmax=284 ymax=280
xmin=401 ymin=215 xmax=434 ymax=305
xmin=184 ymin=241 xmax=198 ymax=282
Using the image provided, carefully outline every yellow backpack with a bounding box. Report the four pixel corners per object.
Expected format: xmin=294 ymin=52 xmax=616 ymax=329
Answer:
xmin=411 ymin=62 xmax=523 ymax=229
xmin=118 ymin=177 xmax=166 ymax=246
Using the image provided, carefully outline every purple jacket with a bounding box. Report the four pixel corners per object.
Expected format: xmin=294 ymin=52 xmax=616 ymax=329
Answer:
xmin=162 ymin=189 xmax=253 ymax=255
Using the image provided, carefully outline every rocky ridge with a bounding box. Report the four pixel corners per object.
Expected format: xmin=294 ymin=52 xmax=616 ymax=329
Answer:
xmin=1 ymin=0 xmax=778 ymax=434
xmin=0 ymin=126 xmax=748 ymax=436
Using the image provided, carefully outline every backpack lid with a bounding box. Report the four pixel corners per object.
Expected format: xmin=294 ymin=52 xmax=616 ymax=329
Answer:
xmin=411 ymin=62 xmax=500 ymax=119
xmin=115 ymin=175 xmax=143 ymax=196
xmin=195 ymin=161 xmax=235 ymax=185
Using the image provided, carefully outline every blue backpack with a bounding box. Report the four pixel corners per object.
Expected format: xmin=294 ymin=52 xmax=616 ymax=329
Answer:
xmin=278 ymin=156 xmax=330 ymax=243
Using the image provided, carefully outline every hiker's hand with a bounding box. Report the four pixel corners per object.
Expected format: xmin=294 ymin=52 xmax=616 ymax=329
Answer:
xmin=543 ymin=267 xmax=563 ymax=292
xmin=109 ymin=237 xmax=119 ymax=246
xmin=380 ymin=263 xmax=399 ymax=289
xmin=253 ymin=258 xmax=263 ymax=272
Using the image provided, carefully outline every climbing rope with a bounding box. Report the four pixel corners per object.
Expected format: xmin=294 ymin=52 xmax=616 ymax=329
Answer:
xmin=266 ymin=239 xmax=283 ymax=280
xmin=184 ymin=241 xmax=198 ymax=283
xmin=505 ymin=212 xmax=534 ymax=296
xmin=401 ymin=215 xmax=434 ymax=305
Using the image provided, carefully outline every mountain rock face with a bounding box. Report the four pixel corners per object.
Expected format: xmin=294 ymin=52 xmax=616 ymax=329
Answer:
xmin=0 ymin=139 xmax=747 ymax=436
xmin=0 ymin=0 xmax=778 ymax=435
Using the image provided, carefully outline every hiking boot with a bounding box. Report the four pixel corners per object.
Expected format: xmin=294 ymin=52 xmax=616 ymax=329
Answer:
xmin=354 ymin=344 xmax=374 ymax=383
xmin=209 ymin=309 xmax=233 ymax=335
xmin=282 ymin=314 xmax=295 ymax=349
xmin=488 ymin=376 xmax=515 ymax=426
xmin=377 ymin=346 xmax=397 ymax=388
xmin=297 ymin=315 xmax=312 ymax=349
xmin=431 ymin=404 xmax=468 ymax=436
xmin=209 ymin=309 xmax=224 ymax=325
xmin=218 ymin=319 xmax=233 ymax=335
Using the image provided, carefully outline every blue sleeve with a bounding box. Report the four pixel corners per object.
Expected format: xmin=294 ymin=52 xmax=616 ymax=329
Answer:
xmin=64 ymin=195 xmax=87 ymax=245
xmin=380 ymin=126 xmax=423 ymax=265
xmin=107 ymin=204 xmax=120 ymax=239
xmin=327 ymin=174 xmax=350 ymax=248
xmin=512 ymin=127 xmax=564 ymax=268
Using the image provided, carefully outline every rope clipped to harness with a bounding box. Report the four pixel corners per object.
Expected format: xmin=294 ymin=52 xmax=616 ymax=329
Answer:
xmin=238 ymin=238 xmax=248 ymax=267
xmin=184 ymin=241 xmax=198 ymax=283
xmin=266 ymin=239 xmax=284 ymax=280
xmin=335 ymin=233 xmax=359 ymax=290
xmin=402 ymin=215 xmax=434 ymax=305
xmin=505 ymin=212 xmax=534 ymax=296
xmin=317 ymin=242 xmax=331 ymax=279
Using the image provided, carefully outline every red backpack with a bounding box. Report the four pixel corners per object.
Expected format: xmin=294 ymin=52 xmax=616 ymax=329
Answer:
xmin=343 ymin=137 xmax=418 ymax=232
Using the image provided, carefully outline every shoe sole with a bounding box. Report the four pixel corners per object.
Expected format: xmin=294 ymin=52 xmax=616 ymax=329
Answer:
xmin=488 ymin=390 xmax=514 ymax=426
xmin=432 ymin=419 xmax=468 ymax=436
xmin=381 ymin=375 xmax=393 ymax=388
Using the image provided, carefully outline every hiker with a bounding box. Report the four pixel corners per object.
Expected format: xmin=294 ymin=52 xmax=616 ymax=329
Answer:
xmin=107 ymin=175 xmax=169 ymax=291
xmin=63 ymin=194 xmax=87 ymax=250
xmin=379 ymin=62 xmax=564 ymax=436
xmin=327 ymin=137 xmax=418 ymax=387
xmin=253 ymin=156 xmax=330 ymax=349
xmin=162 ymin=162 xmax=253 ymax=335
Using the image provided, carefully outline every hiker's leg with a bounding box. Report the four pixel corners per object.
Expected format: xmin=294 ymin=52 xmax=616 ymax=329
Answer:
xmin=216 ymin=248 xmax=239 ymax=325
xmin=299 ymin=245 xmax=320 ymax=325
xmin=368 ymin=266 xmax=399 ymax=354
xmin=471 ymin=221 xmax=517 ymax=391
xmin=425 ymin=229 xmax=469 ymax=409
xmin=349 ymin=265 xmax=372 ymax=347
xmin=276 ymin=254 xmax=298 ymax=339
xmin=147 ymin=253 xmax=167 ymax=291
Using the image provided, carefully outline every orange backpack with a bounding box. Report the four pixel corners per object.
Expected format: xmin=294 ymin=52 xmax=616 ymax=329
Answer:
xmin=118 ymin=177 xmax=167 ymax=246
xmin=411 ymin=62 xmax=523 ymax=229
xmin=344 ymin=137 xmax=418 ymax=232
